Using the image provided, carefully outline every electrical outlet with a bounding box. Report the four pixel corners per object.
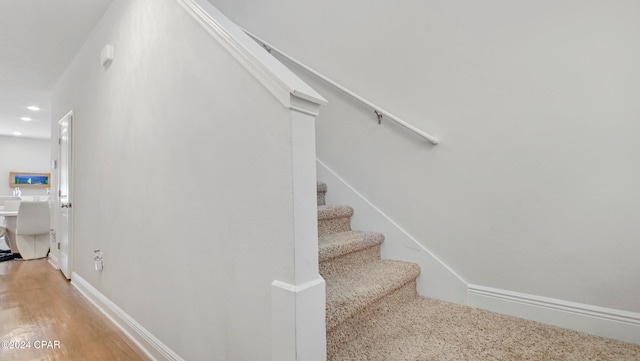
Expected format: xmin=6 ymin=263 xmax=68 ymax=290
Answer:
xmin=93 ymin=250 xmax=104 ymax=271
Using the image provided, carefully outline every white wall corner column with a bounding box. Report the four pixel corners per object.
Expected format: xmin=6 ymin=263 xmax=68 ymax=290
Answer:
xmin=271 ymin=93 xmax=327 ymax=361
xmin=272 ymin=278 xmax=326 ymax=361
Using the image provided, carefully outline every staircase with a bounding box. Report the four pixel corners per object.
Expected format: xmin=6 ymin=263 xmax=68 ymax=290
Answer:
xmin=315 ymin=182 xmax=640 ymax=360
xmin=317 ymin=182 xmax=421 ymax=358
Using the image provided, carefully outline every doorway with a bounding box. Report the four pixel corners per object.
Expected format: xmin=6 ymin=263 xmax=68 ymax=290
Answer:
xmin=57 ymin=111 xmax=73 ymax=279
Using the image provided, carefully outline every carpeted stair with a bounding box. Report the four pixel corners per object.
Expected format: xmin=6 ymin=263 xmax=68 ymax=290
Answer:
xmin=316 ymin=181 xmax=640 ymax=361
xmin=317 ymin=182 xmax=421 ymax=358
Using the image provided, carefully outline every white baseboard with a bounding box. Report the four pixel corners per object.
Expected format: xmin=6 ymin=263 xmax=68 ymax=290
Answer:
xmin=468 ymin=284 xmax=640 ymax=345
xmin=47 ymin=256 xmax=59 ymax=270
xmin=71 ymin=273 xmax=185 ymax=361
xmin=316 ymin=159 xmax=468 ymax=305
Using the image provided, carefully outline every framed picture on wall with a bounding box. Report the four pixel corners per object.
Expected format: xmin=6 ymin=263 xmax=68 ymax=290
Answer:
xmin=9 ymin=172 xmax=51 ymax=188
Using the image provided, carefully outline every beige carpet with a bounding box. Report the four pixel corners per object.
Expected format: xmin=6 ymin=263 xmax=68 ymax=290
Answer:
xmin=330 ymin=294 xmax=640 ymax=360
xmin=317 ymin=182 xmax=640 ymax=361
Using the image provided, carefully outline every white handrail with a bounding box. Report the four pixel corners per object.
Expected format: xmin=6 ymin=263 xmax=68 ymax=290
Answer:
xmin=242 ymin=29 xmax=440 ymax=145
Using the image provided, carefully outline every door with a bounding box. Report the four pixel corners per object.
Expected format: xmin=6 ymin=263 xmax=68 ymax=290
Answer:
xmin=58 ymin=111 xmax=73 ymax=279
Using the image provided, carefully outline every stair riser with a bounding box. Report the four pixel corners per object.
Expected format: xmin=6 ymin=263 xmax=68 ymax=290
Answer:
xmin=326 ymin=280 xmax=418 ymax=356
xmin=318 ymin=217 xmax=352 ymax=236
xmin=320 ymin=246 xmax=381 ymax=275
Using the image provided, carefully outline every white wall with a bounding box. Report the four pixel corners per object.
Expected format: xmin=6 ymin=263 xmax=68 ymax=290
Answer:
xmin=0 ymin=135 xmax=50 ymax=196
xmin=50 ymin=0 xmax=308 ymax=359
xmin=208 ymin=0 xmax=640 ymax=314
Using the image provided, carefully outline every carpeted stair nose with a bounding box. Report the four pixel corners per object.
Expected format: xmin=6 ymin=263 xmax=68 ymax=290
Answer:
xmin=319 ymin=231 xmax=384 ymax=274
xmin=319 ymin=231 xmax=384 ymax=263
xmin=323 ymin=259 xmax=420 ymax=332
xmin=318 ymin=205 xmax=354 ymax=236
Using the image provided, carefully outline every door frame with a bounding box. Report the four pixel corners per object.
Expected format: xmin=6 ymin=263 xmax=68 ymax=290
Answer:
xmin=57 ymin=110 xmax=74 ymax=279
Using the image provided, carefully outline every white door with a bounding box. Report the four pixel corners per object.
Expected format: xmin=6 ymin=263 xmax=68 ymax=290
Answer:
xmin=58 ymin=112 xmax=73 ymax=279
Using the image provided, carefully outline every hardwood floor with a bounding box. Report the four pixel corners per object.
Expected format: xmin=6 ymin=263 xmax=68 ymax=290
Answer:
xmin=0 ymin=258 xmax=150 ymax=361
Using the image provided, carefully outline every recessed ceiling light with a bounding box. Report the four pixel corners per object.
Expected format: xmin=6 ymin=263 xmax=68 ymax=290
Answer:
xmin=27 ymin=106 xmax=40 ymax=111
xmin=13 ymin=131 xmax=22 ymax=136
xmin=20 ymin=117 xmax=32 ymax=121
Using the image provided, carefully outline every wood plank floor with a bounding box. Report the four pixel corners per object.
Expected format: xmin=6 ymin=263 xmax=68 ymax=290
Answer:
xmin=0 ymin=258 xmax=150 ymax=361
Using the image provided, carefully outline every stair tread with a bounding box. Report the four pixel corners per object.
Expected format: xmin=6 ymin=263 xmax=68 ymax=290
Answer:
xmin=318 ymin=205 xmax=353 ymax=220
xmin=323 ymin=259 xmax=420 ymax=331
xmin=319 ymin=231 xmax=384 ymax=262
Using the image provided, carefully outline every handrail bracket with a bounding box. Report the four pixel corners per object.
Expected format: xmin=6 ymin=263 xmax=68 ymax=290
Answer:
xmin=374 ymin=110 xmax=383 ymax=125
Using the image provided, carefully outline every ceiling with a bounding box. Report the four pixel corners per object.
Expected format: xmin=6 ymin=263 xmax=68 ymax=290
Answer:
xmin=0 ymin=0 xmax=113 ymax=140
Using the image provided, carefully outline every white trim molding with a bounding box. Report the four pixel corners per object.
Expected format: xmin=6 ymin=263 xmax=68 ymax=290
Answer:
xmin=316 ymin=159 xmax=468 ymax=305
xmin=47 ymin=257 xmax=59 ymax=270
xmin=72 ymin=273 xmax=185 ymax=361
xmin=271 ymin=277 xmax=327 ymax=361
xmin=174 ymin=0 xmax=327 ymax=114
xmin=468 ymin=284 xmax=640 ymax=345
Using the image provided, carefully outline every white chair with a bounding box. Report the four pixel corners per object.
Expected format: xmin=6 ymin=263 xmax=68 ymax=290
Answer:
xmin=1 ymin=200 xmax=21 ymax=252
xmin=14 ymin=201 xmax=50 ymax=260
xmin=3 ymin=200 xmax=21 ymax=211
xmin=0 ymin=196 xmax=21 ymax=206
xmin=0 ymin=196 xmax=20 ymax=226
